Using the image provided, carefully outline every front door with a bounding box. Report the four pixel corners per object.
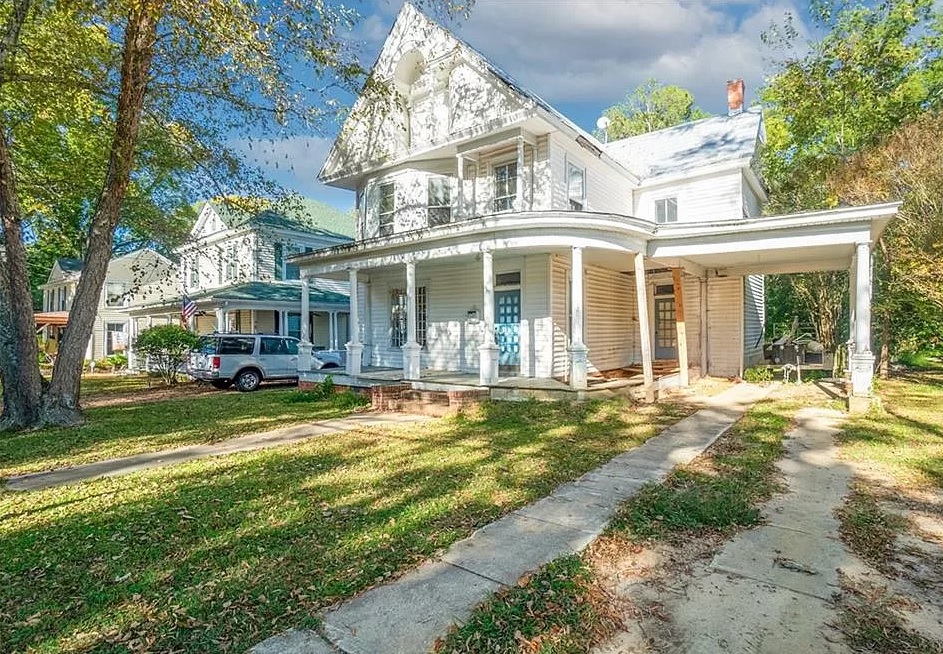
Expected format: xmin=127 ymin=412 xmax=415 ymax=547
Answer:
xmin=495 ymin=289 xmax=521 ymax=368
xmin=654 ymin=297 xmax=678 ymax=360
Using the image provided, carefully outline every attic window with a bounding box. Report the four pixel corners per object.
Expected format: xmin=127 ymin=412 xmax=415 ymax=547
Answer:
xmin=655 ymin=197 xmax=678 ymax=224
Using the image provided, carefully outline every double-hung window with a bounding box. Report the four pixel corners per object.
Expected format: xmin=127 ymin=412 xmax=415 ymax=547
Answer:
xmin=655 ymin=197 xmax=678 ymax=224
xmin=390 ymin=287 xmax=427 ymax=348
xmin=274 ymin=243 xmax=284 ymax=280
xmin=189 ymin=259 xmax=200 ymax=288
xmin=567 ymin=162 xmax=586 ymax=210
xmin=494 ymin=162 xmax=517 ymax=212
xmin=105 ymin=282 xmax=126 ymax=307
xmin=427 ymin=177 xmax=451 ymax=226
xmin=378 ymin=182 xmax=395 ymax=236
xmin=225 ymin=244 xmax=238 ymax=281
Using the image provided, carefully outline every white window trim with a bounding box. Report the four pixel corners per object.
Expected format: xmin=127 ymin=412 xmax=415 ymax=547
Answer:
xmin=427 ymin=175 xmax=452 ymax=226
xmin=654 ymin=196 xmax=679 ymax=224
xmin=493 ymin=160 xmax=518 ymax=213
xmin=565 ymin=157 xmax=586 ymax=211
xmin=378 ymin=181 xmax=396 ymax=236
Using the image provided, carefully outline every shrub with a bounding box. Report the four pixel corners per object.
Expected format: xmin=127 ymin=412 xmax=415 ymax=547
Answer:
xmin=744 ymin=365 xmax=773 ymax=383
xmin=134 ymin=324 xmax=199 ymax=386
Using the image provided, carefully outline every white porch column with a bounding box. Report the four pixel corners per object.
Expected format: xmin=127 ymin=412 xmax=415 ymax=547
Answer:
xmin=297 ymin=276 xmax=312 ymax=373
xmin=515 ymin=136 xmax=525 ymax=212
xmin=569 ymin=246 xmax=589 ymax=390
xmin=847 ymin=256 xmax=857 ymax=360
xmin=456 ymin=155 xmax=465 ymax=221
xmin=851 ymin=241 xmax=875 ymax=397
xmin=402 ymin=260 xmax=422 ymax=380
xmin=634 ymin=253 xmax=655 ymax=401
xmin=346 ymin=268 xmax=364 ymax=376
xmin=699 ymin=278 xmax=708 ymax=375
xmin=215 ymin=307 xmax=225 ymax=332
xmin=328 ymin=311 xmax=336 ymax=350
xmin=479 ymin=250 xmax=499 ymax=385
xmin=250 ymin=309 xmax=257 ymax=333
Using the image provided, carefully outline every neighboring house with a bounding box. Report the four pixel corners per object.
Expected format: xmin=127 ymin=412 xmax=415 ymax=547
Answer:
xmin=126 ymin=198 xmax=355 ymax=352
xmin=293 ymin=3 xmax=898 ymax=400
xmin=36 ymin=249 xmax=176 ymax=362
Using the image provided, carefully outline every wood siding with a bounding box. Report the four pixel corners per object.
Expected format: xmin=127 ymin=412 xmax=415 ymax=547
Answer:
xmin=584 ymin=264 xmax=637 ymax=372
xmin=550 ymin=256 xmax=570 ymax=379
xmin=743 ymin=274 xmax=765 ymax=368
xmin=634 ymin=170 xmax=743 ymax=224
xmin=549 ymin=135 xmax=633 ymax=214
xmin=706 ymin=276 xmax=743 ymax=377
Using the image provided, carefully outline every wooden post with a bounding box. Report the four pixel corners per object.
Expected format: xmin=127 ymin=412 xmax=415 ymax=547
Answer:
xmin=634 ymin=253 xmax=655 ymax=401
xmin=672 ymin=268 xmax=690 ymax=387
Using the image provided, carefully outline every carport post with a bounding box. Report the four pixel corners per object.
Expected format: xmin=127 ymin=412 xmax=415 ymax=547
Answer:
xmin=850 ymin=241 xmax=875 ymax=397
xmin=568 ymin=246 xmax=588 ymax=390
xmin=479 ymin=250 xmax=499 ymax=385
xmin=634 ymin=253 xmax=655 ymax=401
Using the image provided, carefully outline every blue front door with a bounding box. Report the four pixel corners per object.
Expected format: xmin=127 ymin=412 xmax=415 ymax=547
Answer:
xmin=495 ymin=290 xmax=521 ymax=367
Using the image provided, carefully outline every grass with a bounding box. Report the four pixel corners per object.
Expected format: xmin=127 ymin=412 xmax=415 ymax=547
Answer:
xmin=836 ymin=485 xmax=907 ymax=573
xmin=839 ymin=577 xmax=943 ymax=654
xmin=0 ymin=397 xmax=692 ymax=653
xmin=0 ymin=383 xmax=359 ymax=478
xmin=435 ymin=556 xmax=620 ymax=654
xmin=608 ymin=396 xmax=804 ymax=540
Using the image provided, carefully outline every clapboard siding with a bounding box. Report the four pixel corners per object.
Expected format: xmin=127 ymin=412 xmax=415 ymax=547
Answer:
xmin=707 ymin=276 xmax=743 ymax=377
xmin=634 ymin=170 xmax=742 ymax=224
xmin=549 ymin=134 xmax=633 ymax=214
xmin=550 ymin=256 xmax=570 ymax=379
xmin=682 ymin=276 xmax=702 ymax=372
xmin=584 ymin=265 xmax=636 ymax=372
xmin=743 ymin=274 xmax=765 ymax=368
xmin=743 ymin=179 xmax=763 ymax=218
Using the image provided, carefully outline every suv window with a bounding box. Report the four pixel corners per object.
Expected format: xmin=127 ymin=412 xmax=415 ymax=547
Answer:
xmin=195 ymin=337 xmax=219 ymax=355
xmin=260 ymin=337 xmax=287 ymax=355
xmin=282 ymin=338 xmax=299 ymax=356
xmin=218 ymin=337 xmax=256 ymax=355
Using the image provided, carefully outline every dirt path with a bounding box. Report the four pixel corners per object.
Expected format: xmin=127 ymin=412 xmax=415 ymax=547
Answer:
xmin=591 ymin=403 xmax=860 ymax=653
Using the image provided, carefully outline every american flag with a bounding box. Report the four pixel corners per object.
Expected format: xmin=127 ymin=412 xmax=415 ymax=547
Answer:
xmin=181 ymin=295 xmax=198 ymax=321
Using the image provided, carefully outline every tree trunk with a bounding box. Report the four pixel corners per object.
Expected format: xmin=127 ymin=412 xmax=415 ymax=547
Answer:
xmin=0 ymin=0 xmax=44 ymax=432
xmin=879 ymin=313 xmax=890 ymax=379
xmin=40 ymin=4 xmax=161 ymax=426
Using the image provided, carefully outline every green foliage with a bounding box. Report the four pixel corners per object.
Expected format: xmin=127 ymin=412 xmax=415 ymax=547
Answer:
xmin=287 ymin=375 xmax=336 ymax=402
xmin=91 ymin=354 xmax=129 ymax=373
xmin=600 ymin=78 xmax=711 ymax=140
xmin=134 ymin=325 xmax=199 ymax=385
xmin=744 ymin=366 xmax=774 ymax=383
xmin=438 ymin=556 xmax=619 ymax=654
xmin=611 ymin=404 xmax=790 ymax=538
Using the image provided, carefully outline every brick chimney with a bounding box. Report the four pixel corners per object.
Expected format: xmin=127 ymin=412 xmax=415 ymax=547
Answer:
xmin=727 ymin=79 xmax=745 ymax=116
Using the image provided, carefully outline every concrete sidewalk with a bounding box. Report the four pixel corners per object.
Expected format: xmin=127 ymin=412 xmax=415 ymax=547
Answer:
xmin=249 ymin=382 xmax=771 ymax=654
xmin=5 ymin=413 xmax=431 ymax=492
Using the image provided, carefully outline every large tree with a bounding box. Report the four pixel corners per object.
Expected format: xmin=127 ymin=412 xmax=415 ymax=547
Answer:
xmin=600 ymin=78 xmax=710 ymax=140
xmin=0 ymin=0 xmax=468 ymax=430
xmin=760 ymin=0 xmax=943 ymax=359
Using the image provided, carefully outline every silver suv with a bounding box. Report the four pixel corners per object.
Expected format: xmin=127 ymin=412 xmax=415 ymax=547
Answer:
xmin=188 ymin=333 xmax=340 ymax=392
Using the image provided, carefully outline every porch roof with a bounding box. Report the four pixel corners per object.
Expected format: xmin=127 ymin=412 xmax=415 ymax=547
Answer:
xmin=126 ymin=281 xmax=349 ymax=316
xmin=648 ymin=202 xmax=901 ymax=276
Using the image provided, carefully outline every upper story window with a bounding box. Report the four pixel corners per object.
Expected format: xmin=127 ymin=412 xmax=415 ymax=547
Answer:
xmin=285 ymin=254 xmax=300 ymax=280
xmin=105 ymin=282 xmax=126 ymax=307
xmin=427 ymin=177 xmax=451 ymax=227
xmin=494 ymin=162 xmax=517 ymax=213
xmin=225 ymin=244 xmax=238 ymax=282
xmin=274 ymin=243 xmax=284 ymax=280
xmin=378 ymin=182 xmax=395 ymax=236
xmin=567 ymin=162 xmax=586 ymax=211
xmin=189 ymin=259 xmax=199 ymax=288
xmin=655 ymin=197 xmax=679 ymax=224
xmin=58 ymin=287 xmax=67 ymax=311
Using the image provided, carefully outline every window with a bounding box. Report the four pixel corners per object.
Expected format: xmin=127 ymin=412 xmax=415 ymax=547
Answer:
xmin=189 ymin=259 xmax=199 ymax=287
xmin=495 ymin=271 xmax=521 ymax=287
xmin=494 ymin=162 xmax=517 ymax=212
xmin=286 ymin=312 xmax=301 ymax=338
xmin=260 ymin=337 xmax=288 ymax=355
xmin=567 ymin=162 xmax=585 ymax=210
xmin=390 ymin=287 xmax=427 ymax=347
xmin=106 ymin=322 xmax=126 ymax=355
xmin=378 ymin=182 xmax=395 ymax=236
xmin=274 ymin=243 xmax=284 ymax=281
xmin=58 ymin=287 xmax=67 ymax=311
xmin=427 ymin=177 xmax=451 ymax=226
xmin=655 ymin=197 xmax=678 ymax=224
xmin=285 ymin=249 xmax=300 ymax=281
xmin=217 ymin=337 xmax=255 ymax=355
xmin=105 ymin=283 xmax=126 ymax=307
xmin=225 ymin=244 xmax=238 ymax=281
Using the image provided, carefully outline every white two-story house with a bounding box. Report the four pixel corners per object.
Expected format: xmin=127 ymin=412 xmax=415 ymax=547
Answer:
xmin=127 ymin=198 xmax=355 ymax=353
xmin=36 ymin=249 xmax=176 ymax=362
xmin=293 ymin=2 xmax=898 ymax=400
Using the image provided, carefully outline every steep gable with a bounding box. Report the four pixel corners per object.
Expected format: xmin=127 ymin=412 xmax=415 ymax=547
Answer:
xmin=190 ymin=202 xmax=228 ymax=240
xmin=320 ymin=2 xmax=535 ymax=187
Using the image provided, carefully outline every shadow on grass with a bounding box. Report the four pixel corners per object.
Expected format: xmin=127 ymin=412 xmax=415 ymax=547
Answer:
xmin=0 ymin=398 xmax=689 ymax=654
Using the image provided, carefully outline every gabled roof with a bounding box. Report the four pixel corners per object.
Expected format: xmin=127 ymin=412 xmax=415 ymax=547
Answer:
xmin=56 ymin=258 xmax=83 ymax=274
xmin=199 ymin=198 xmax=354 ymax=240
xmin=604 ymin=108 xmax=764 ymax=182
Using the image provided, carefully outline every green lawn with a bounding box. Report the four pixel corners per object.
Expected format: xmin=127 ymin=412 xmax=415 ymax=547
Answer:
xmin=0 ymin=383 xmax=354 ymax=478
xmin=0 ymin=398 xmax=693 ymax=653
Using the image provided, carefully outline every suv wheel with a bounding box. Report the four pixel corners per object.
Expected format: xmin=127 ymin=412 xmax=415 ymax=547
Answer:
xmin=211 ymin=380 xmax=233 ymax=390
xmin=235 ymin=369 xmax=262 ymax=392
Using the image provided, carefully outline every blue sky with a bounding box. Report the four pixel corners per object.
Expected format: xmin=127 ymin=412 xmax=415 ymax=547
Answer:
xmin=242 ymin=0 xmax=811 ymax=211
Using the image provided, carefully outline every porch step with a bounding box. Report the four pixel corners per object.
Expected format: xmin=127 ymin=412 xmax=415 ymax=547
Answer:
xmin=371 ymin=384 xmax=488 ymax=416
